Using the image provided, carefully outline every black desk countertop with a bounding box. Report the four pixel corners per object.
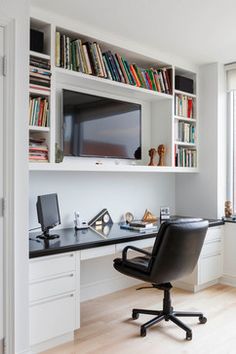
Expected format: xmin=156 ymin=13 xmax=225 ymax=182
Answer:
xmin=29 ymin=217 xmax=224 ymax=259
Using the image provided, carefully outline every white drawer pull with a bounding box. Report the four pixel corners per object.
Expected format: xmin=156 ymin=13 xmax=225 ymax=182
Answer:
xmin=30 ymin=292 xmax=75 ymax=306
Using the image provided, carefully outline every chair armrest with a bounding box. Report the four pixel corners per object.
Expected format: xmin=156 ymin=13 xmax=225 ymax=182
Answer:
xmin=122 ymin=245 xmax=152 ymax=261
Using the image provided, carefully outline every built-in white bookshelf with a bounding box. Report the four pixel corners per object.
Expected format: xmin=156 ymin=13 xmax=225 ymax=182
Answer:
xmin=29 ymin=16 xmax=198 ymax=173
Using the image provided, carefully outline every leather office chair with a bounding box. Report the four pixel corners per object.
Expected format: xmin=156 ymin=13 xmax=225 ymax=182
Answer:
xmin=113 ymin=219 xmax=209 ymax=340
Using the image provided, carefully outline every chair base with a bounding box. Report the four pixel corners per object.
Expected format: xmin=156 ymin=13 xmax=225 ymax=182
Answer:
xmin=132 ymin=283 xmax=207 ymax=340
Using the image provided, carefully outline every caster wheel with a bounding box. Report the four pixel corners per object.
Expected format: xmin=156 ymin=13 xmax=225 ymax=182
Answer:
xmin=199 ymin=316 xmax=207 ymax=324
xmin=140 ymin=327 xmax=147 ymax=337
xmin=186 ymin=331 xmax=192 ymax=341
xmin=132 ymin=311 xmax=139 ymax=320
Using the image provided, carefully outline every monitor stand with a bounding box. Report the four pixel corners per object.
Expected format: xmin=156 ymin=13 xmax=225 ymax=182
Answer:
xmin=36 ymin=230 xmax=60 ymax=240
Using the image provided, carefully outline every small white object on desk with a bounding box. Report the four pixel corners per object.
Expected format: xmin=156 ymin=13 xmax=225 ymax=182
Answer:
xmin=74 ymin=211 xmax=89 ymax=230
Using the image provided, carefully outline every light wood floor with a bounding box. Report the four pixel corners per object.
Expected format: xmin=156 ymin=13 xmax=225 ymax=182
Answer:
xmin=42 ymin=284 xmax=236 ymax=354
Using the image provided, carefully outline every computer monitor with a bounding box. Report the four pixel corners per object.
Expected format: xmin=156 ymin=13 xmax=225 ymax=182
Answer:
xmin=36 ymin=193 xmax=61 ymax=240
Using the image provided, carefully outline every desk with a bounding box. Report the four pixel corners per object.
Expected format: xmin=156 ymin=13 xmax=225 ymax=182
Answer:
xmin=29 ymin=219 xmax=224 ymax=352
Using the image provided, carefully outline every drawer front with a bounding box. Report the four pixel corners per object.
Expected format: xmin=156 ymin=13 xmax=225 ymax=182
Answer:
xmin=116 ymin=237 xmax=155 ymax=253
xmin=30 ymin=292 xmax=76 ymax=346
xmin=201 ymin=239 xmax=222 ymax=257
xmin=205 ymin=227 xmax=222 ymax=243
xmin=80 ymin=245 xmax=115 ymax=260
xmin=29 ymin=272 xmax=76 ymax=302
xmin=199 ymin=254 xmax=222 ymax=284
xmin=30 ymin=252 xmax=76 ymax=281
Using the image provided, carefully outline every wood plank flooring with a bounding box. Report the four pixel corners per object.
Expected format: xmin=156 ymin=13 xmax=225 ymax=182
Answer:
xmin=41 ymin=284 xmax=236 ymax=354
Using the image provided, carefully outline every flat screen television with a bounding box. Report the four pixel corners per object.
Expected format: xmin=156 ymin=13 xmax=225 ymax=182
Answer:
xmin=62 ymin=89 xmax=142 ymax=160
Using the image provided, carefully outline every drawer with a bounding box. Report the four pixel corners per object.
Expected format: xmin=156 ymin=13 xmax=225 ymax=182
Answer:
xmin=30 ymin=292 xmax=76 ymax=346
xmin=80 ymin=245 xmax=115 ymax=260
xmin=116 ymin=237 xmax=155 ymax=253
xmin=29 ymin=272 xmax=76 ymax=302
xmin=201 ymin=239 xmax=222 ymax=257
xmin=205 ymin=227 xmax=222 ymax=243
xmin=30 ymin=252 xmax=76 ymax=282
xmin=199 ymin=254 xmax=222 ymax=284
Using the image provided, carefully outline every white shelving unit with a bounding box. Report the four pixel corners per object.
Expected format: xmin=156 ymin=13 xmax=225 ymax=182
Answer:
xmin=29 ymin=16 xmax=198 ymax=173
xmin=173 ymin=68 xmax=198 ymax=168
xmin=29 ymin=18 xmax=53 ymax=163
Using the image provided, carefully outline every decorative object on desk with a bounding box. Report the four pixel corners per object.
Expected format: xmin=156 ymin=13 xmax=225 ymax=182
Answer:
xmin=90 ymin=223 xmax=112 ymax=239
xmin=142 ymin=209 xmax=158 ymax=222
xmin=225 ymin=201 xmax=233 ymax=218
xmin=89 ymin=208 xmax=113 ymax=228
xmin=74 ymin=211 xmax=89 ymax=230
xmin=55 ymin=143 xmax=64 ymax=163
xmin=157 ymin=144 xmax=166 ymax=166
xmin=124 ymin=211 xmax=134 ymax=224
xmin=160 ymin=206 xmax=170 ymax=221
xmin=148 ymin=148 xmax=156 ymax=166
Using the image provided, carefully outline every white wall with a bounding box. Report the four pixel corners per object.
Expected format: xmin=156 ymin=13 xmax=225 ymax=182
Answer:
xmin=29 ymin=172 xmax=175 ymax=229
xmin=1 ymin=1 xmax=29 ymax=353
xmin=175 ymin=63 xmax=226 ymax=219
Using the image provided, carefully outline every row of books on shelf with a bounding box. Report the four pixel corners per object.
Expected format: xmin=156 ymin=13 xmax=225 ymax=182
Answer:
xmin=29 ymin=55 xmax=51 ymax=92
xmin=55 ymin=31 xmax=172 ymax=94
xmin=175 ymin=94 xmax=193 ymax=118
xmin=175 ymin=147 xmax=197 ymax=168
xmin=29 ymin=136 xmax=48 ymax=162
xmin=175 ymin=121 xmax=195 ymax=144
xmin=29 ymin=97 xmax=50 ymax=127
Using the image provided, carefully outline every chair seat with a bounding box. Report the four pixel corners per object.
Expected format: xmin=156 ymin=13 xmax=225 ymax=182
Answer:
xmin=114 ymin=255 xmax=152 ymax=282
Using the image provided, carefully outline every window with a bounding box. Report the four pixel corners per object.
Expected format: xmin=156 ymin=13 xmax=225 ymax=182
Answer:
xmin=226 ymin=66 xmax=236 ymax=213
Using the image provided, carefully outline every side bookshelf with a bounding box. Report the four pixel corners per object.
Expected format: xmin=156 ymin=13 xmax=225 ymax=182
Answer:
xmin=29 ymin=18 xmax=53 ymax=163
xmin=173 ymin=68 xmax=197 ymax=168
xmin=28 ymin=15 xmax=198 ymax=173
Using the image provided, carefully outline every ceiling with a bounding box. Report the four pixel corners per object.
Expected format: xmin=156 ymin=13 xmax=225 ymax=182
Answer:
xmin=31 ymin=0 xmax=236 ymax=65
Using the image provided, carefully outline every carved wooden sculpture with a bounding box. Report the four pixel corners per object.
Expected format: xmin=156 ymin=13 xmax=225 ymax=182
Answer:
xmin=148 ymin=148 xmax=156 ymax=166
xmin=157 ymin=144 xmax=166 ymax=166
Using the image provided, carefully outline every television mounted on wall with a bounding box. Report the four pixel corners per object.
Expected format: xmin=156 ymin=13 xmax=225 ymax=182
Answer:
xmin=62 ymin=89 xmax=142 ymax=160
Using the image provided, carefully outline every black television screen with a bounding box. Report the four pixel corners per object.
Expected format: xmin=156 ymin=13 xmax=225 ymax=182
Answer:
xmin=62 ymin=89 xmax=141 ymax=159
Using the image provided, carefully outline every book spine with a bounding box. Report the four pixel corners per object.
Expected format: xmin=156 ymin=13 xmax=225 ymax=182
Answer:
xmin=133 ymin=64 xmax=146 ymax=88
xmin=92 ymin=43 xmax=103 ymax=76
xmin=108 ymin=51 xmax=120 ymax=81
xmin=96 ymin=44 xmax=107 ymax=78
xmin=115 ymin=54 xmax=129 ymax=84
xmin=102 ymin=54 xmax=113 ymax=80
xmin=55 ymin=32 xmax=60 ymax=67
xmin=113 ymin=55 xmax=125 ymax=83
xmin=82 ymin=44 xmax=92 ymax=74
xmin=130 ymin=65 xmax=141 ymax=87
xmin=123 ymin=58 xmax=135 ymax=85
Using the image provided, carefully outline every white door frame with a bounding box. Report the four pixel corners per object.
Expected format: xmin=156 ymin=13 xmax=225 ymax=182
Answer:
xmin=0 ymin=17 xmax=16 ymax=354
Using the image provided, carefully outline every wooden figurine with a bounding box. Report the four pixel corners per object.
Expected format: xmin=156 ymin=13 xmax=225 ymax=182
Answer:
xmin=225 ymin=201 xmax=233 ymax=218
xmin=148 ymin=148 xmax=156 ymax=166
xmin=157 ymin=144 xmax=166 ymax=166
xmin=142 ymin=209 xmax=158 ymax=222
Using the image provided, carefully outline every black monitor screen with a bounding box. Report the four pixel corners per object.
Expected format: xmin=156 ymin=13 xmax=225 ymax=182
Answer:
xmin=36 ymin=193 xmax=61 ymax=232
xmin=62 ymin=89 xmax=142 ymax=160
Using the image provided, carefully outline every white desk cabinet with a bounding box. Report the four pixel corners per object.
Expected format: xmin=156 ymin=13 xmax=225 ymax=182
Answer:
xmin=175 ymin=226 xmax=224 ymax=292
xmin=29 ymin=252 xmax=80 ymax=349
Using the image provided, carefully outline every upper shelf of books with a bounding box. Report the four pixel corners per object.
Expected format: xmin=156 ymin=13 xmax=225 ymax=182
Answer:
xmin=54 ymin=26 xmax=173 ymax=101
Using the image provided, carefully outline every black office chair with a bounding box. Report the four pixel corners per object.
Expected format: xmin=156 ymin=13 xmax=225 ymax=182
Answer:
xmin=113 ymin=219 xmax=209 ymax=340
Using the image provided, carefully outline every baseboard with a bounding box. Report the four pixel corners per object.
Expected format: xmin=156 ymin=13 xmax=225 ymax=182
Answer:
xmin=220 ymin=274 xmax=236 ymax=287
xmin=81 ymin=275 xmax=141 ymax=302
xmin=174 ymin=279 xmax=218 ymax=293
xmin=30 ymin=332 xmax=74 ymax=354
xmin=173 ymin=281 xmax=195 ymax=292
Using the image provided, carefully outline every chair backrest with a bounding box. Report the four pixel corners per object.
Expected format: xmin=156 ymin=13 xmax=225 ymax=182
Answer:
xmin=149 ymin=219 xmax=209 ymax=284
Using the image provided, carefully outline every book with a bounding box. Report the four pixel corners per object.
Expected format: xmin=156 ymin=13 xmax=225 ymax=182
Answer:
xmin=129 ymin=220 xmax=154 ymax=228
xmin=120 ymin=223 xmax=157 ymax=232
